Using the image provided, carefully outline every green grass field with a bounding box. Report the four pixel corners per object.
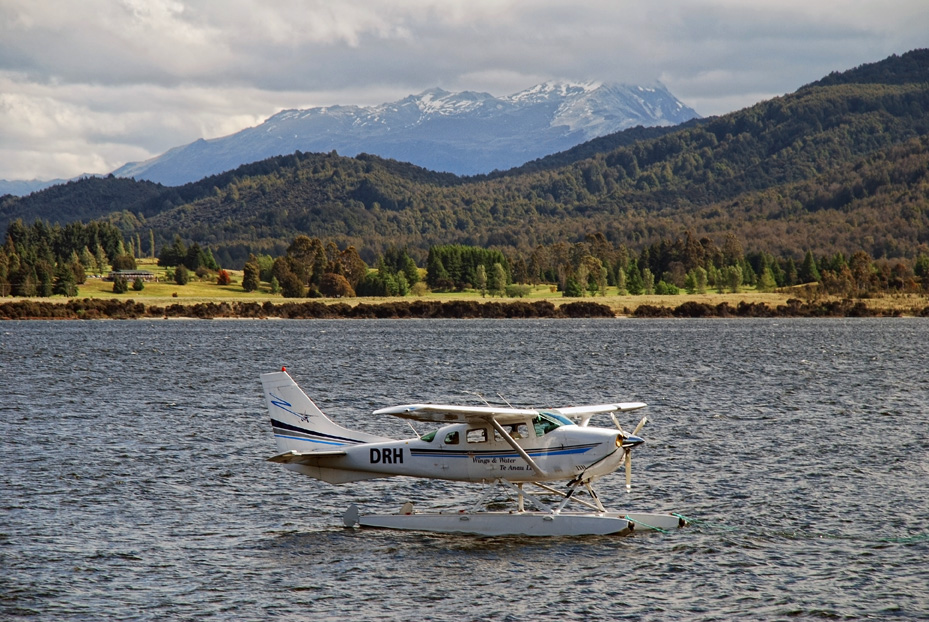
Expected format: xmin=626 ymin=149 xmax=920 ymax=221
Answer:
xmin=41 ymin=258 xmax=929 ymax=316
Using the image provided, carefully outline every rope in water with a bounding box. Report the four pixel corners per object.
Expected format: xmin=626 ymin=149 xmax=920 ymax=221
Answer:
xmin=624 ymin=515 xmax=670 ymax=534
xmin=672 ymin=512 xmax=738 ymax=531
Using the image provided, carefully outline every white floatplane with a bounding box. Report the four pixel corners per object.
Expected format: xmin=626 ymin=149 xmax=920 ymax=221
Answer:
xmin=262 ymin=368 xmax=686 ymax=536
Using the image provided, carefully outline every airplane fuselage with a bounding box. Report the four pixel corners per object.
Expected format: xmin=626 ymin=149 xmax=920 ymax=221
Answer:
xmin=284 ymin=420 xmax=625 ymax=484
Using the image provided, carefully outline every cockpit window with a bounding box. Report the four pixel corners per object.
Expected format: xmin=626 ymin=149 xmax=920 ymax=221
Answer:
xmin=420 ymin=430 xmax=437 ymax=442
xmin=533 ymin=412 xmax=569 ymax=436
xmin=444 ymin=431 xmax=460 ymax=445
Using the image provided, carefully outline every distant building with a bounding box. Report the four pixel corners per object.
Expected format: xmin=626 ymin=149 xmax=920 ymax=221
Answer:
xmin=105 ymin=270 xmax=158 ymax=282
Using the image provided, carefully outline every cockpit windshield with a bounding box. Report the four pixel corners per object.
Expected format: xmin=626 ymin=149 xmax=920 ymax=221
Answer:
xmin=546 ymin=411 xmax=575 ymax=426
xmin=420 ymin=430 xmax=437 ymax=442
xmin=533 ymin=411 xmax=573 ymax=436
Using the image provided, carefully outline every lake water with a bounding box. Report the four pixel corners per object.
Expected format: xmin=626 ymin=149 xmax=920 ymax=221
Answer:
xmin=2 ymin=318 xmax=928 ymax=620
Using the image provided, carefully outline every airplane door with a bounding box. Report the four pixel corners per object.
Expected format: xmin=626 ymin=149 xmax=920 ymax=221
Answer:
xmin=437 ymin=429 xmax=460 ymax=475
xmin=463 ymin=427 xmax=498 ymax=480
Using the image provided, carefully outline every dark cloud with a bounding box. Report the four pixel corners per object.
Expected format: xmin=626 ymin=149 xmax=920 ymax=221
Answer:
xmin=1 ymin=0 xmax=926 ymax=180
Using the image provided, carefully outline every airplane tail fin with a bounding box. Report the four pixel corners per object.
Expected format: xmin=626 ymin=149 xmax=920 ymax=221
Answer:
xmin=261 ymin=369 xmax=388 ymax=454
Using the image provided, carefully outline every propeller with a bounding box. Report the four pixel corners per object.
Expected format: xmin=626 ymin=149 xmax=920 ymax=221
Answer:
xmin=609 ymin=412 xmax=624 ymax=435
xmin=624 ymin=448 xmax=633 ymax=491
xmin=611 ymin=414 xmax=647 ymax=492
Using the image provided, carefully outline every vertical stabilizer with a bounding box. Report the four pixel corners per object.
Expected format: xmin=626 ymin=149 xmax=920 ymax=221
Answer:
xmin=261 ymin=370 xmax=389 ymax=453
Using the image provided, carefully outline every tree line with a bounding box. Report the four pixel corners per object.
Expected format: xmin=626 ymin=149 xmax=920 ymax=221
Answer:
xmin=0 ymin=219 xmax=140 ymax=297
xmin=222 ymin=231 xmax=929 ymax=300
xmin=2 ymin=219 xmax=927 ymax=300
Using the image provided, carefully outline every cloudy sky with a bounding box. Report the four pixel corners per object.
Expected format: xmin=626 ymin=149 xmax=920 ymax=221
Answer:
xmin=1 ymin=0 xmax=927 ymax=182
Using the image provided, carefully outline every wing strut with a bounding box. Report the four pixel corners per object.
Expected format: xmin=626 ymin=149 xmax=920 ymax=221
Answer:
xmin=488 ymin=418 xmax=547 ymax=477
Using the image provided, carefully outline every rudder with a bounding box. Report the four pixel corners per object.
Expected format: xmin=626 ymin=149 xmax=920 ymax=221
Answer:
xmin=261 ymin=369 xmax=387 ymax=453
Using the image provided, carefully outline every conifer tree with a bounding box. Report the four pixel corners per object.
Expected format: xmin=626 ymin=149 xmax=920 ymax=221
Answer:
xmin=757 ymin=266 xmax=777 ymax=292
xmin=491 ymin=263 xmax=507 ymax=297
xmin=695 ymin=266 xmax=708 ymax=294
xmin=242 ymin=261 xmax=260 ymax=292
xmin=174 ymin=264 xmax=190 ymax=285
xmin=94 ymin=244 xmax=108 ymax=274
xmin=684 ymin=270 xmax=697 ymax=294
xmin=799 ymin=251 xmax=821 ymax=283
xmin=726 ymin=265 xmax=743 ymax=293
xmin=562 ymin=277 xmax=583 ymax=297
xmin=475 ymin=264 xmax=487 ymax=297
xmin=53 ymin=264 xmax=77 ymax=297
xmin=616 ymin=267 xmax=627 ymax=295
xmin=642 ymin=268 xmax=655 ymax=295
xmin=626 ymin=261 xmax=644 ymax=295
xmin=112 ymin=276 xmax=128 ymax=293
xmin=575 ymin=263 xmax=589 ymax=297
xmin=80 ymin=247 xmax=95 ymax=273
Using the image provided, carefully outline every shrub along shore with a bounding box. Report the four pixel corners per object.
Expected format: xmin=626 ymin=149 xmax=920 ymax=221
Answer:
xmin=2 ymin=297 xmax=927 ymax=320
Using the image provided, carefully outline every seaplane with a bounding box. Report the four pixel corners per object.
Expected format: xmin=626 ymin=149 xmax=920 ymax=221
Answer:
xmin=262 ymin=368 xmax=686 ymax=537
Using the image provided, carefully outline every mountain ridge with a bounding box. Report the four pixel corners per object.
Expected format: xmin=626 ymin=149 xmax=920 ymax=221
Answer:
xmin=112 ymin=81 xmax=699 ymax=185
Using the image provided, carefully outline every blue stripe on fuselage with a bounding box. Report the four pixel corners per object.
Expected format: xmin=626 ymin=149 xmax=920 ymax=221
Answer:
xmin=409 ymin=444 xmax=596 ymax=459
xmin=270 ymin=418 xmax=363 ymax=445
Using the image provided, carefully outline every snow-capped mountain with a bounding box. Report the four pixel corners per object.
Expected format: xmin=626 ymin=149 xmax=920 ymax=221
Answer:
xmin=114 ymin=81 xmax=699 ymax=185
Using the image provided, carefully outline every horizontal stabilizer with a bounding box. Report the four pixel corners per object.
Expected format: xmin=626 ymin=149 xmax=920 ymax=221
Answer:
xmin=267 ymin=449 xmax=346 ymax=465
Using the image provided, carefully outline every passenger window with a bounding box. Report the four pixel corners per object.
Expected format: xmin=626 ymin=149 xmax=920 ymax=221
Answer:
xmin=466 ymin=428 xmax=487 ymax=443
xmin=494 ymin=423 xmax=529 ymax=441
xmin=444 ymin=431 xmax=460 ymax=445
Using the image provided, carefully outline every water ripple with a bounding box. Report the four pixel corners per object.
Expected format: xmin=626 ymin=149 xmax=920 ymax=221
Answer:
xmin=1 ymin=318 xmax=928 ymax=620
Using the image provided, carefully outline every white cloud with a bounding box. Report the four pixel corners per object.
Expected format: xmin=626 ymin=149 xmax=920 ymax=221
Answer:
xmin=1 ymin=0 xmax=927 ymax=180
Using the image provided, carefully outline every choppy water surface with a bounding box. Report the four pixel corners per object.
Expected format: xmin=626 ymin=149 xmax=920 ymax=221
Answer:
xmin=2 ymin=318 xmax=928 ymax=620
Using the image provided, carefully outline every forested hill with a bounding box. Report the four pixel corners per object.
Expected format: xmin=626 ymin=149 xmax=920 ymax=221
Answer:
xmin=807 ymin=49 xmax=929 ymax=88
xmin=0 ymin=154 xmax=461 ymax=243
xmin=3 ymin=49 xmax=929 ymax=268
xmin=486 ymin=120 xmax=706 ymax=178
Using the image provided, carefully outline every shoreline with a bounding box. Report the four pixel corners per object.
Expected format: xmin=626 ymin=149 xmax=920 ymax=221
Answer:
xmin=2 ymin=297 xmax=927 ymax=320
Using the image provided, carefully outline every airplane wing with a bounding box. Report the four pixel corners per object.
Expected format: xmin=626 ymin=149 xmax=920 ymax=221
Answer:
xmin=553 ymin=403 xmax=647 ymax=416
xmin=267 ymin=449 xmax=347 ymax=465
xmin=372 ymin=404 xmax=541 ymax=424
xmin=374 ymin=402 xmax=646 ymax=424
xmin=553 ymin=403 xmax=647 ymax=427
